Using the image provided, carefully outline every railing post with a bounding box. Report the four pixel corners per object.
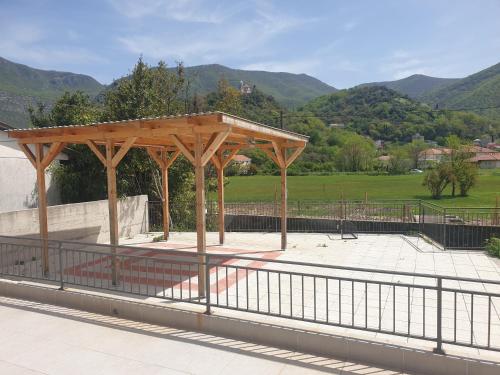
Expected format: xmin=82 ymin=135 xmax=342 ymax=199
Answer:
xmin=58 ymin=242 xmax=64 ymax=290
xmin=433 ymin=277 xmax=445 ymax=354
xmin=205 ymin=254 xmax=211 ymax=315
xmin=420 ymin=202 xmax=424 ymax=234
xmin=442 ymin=208 xmax=447 ymax=250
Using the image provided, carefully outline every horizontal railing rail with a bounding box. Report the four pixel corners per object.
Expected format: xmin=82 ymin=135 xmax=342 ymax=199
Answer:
xmin=148 ymin=199 xmax=500 ymax=249
xmin=1 ymin=235 xmax=500 ymax=354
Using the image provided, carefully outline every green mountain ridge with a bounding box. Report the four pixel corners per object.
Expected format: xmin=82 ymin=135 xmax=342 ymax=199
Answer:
xmin=0 ymin=57 xmax=104 ymax=128
xmin=181 ymin=64 xmax=337 ymax=108
xmin=420 ymin=62 xmax=500 ymax=120
xmin=0 ymin=57 xmax=337 ymax=128
xmin=298 ymin=86 xmax=499 ymax=142
xmin=358 ymin=74 xmax=459 ymax=99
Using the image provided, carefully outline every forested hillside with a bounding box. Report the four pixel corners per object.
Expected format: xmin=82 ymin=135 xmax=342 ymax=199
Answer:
xmin=420 ymin=62 xmax=500 ymax=120
xmin=298 ymin=86 xmax=498 ymax=143
xmin=359 ymin=74 xmax=458 ymax=99
xmin=0 ymin=57 xmax=103 ymax=127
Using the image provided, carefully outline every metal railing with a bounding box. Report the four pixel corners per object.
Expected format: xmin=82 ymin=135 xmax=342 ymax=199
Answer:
xmin=1 ymin=235 xmax=500 ymax=353
xmin=147 ymin=199 xmax=500 ymax=249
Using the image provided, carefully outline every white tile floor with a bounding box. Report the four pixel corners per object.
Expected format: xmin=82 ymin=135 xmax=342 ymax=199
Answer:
xmin=2 ymin=232 xmax=500 ymax=363
xmin=0 ymin=297 xmax=415 ymax=375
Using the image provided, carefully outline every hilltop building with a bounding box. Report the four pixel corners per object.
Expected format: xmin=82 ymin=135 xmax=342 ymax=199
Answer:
xmin=239 ymin=81 xmax=253 ymax=94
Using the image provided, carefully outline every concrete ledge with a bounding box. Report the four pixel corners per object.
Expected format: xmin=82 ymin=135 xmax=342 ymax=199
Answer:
xmin=0 ymin=278 xmax=498 ymax=375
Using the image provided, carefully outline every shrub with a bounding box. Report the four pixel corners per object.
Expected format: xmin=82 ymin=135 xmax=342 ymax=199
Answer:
xmin=486 ymin=237 xmax=500 ymax=257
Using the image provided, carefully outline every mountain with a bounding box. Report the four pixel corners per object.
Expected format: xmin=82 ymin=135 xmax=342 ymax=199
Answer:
xmin=358 ymin=74 xmax=459 ymax=99
xmin=0 ymin=57 xmax=336 ymax=128
xmin=420 ymin=62 xmax=500 ymax=120
xmin=298 ymin=86 xmax=498 ymax=142
xmin=0 ymin=57 xmax=104 ymax=128
xmin=181 ymin=64 xmax=337 ymax=108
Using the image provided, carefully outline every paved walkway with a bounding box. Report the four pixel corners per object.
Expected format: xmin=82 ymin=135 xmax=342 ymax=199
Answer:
xmin=124 ymin=233 xmax=500 ymax=357
xmin=0 ymin=297 xmax=412 ymax=375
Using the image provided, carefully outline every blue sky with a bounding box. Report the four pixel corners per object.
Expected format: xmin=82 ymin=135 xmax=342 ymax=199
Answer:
xmin=1 ymin=0 xmax=499 ymax=88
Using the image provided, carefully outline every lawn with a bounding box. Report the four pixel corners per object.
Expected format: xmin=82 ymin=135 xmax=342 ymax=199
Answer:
xmin=215 ymin=170 xmax=500 ymax=207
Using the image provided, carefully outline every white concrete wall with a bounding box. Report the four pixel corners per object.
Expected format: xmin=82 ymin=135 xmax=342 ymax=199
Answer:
xmin=0 ymin=131 xmax=66 ymax=213
xmin=0 ymin=195 xmax=148 ymax=243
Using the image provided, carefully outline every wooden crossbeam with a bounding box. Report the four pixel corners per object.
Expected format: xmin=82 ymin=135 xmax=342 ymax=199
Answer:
xmin=285 ymin=146 xmax=305 ymax=168
xmin=147 ymin=148 xmax=181 ymax=169
xmin=261 ymin=147 xmax=279 ymax=166
xmin=41 ymin=142 xmax=66 ymax=169
xmin=147 ymin=148 xmax=165 ymax=169
xmin=272 ymin=141 xmax=286 ymax=168
xmin=18 ymin=143 xmax=36 ymax=168
xmin=221 ymin=147 xmax=242 ymax=168
xmin=210 ymin=154 xmax=222 ymax=170
xmin=201 ymin=130 xmax=230 ymax=167
xmin=86 ymin=140 xmax=106 ymax=166
xmin=165 ymin=149 xmax=180 ymax=168
xmin=112 ymin=137 xmax=137 ymax=168
xmin=172 ymin=135 xmax=194 ymax=164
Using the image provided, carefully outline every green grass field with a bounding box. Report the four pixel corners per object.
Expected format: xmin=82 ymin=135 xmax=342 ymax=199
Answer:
xmin=215 ymin=170 xmax=500 ymax=207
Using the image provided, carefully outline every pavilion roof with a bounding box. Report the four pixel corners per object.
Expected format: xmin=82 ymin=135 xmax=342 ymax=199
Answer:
xmin=6 ymin=112 xmax=308 ymax=150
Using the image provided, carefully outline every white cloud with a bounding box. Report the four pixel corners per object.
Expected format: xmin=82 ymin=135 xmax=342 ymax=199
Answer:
xmin=242 ymin=58 xmax=321 ymax=74
xmin=107 ymin=0 xmax=233 ymax=23
xmin=116 ymin=3 xmax=313 ymax=63
xmin=0 ymin=21 xmax=106 ymax=67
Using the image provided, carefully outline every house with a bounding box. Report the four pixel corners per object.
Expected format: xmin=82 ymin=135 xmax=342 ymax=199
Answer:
xmin=0 ymin=121 xmax=67 ymax=213
xmin=232 ymin=154 xmax=252 ymax=167
xmin=418 ymin=145 xmax=500 ymax=169
xmin=239 ymin=81 xmax=253 ymax=94
xmin=468 ymin=153 xmax=500 ymax=169
xmin=418 ymin=148 xmax=451 ymax=165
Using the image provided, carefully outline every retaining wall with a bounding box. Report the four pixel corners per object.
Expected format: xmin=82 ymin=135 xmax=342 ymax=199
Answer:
xmin=0 ymin=195 xmax=148 ymax=243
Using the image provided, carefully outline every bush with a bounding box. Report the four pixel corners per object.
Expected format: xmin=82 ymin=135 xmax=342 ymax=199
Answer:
xmin=486 ymin=237 xmax=500 ymax=257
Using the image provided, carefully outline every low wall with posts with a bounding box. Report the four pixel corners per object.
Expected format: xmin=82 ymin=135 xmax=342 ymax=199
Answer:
xmin=0 ymin=195 xmax=148 ymax=243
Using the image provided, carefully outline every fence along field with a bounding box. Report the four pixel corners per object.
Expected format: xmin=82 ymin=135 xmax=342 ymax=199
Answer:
xmin=215 ymin=172 xmax=500 ymax=207
xmin=148 ymin=199 xmax=500 ymax=250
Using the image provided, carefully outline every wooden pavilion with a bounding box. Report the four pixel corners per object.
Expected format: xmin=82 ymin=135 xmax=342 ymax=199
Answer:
xmin=7 ymin=112 xmax=308 ymax=291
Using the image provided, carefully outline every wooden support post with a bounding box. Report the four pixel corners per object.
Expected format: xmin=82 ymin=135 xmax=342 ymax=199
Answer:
xmin=106 ymin=140 xmax=119 ymax=285
xmin=194 ymin=133 xmax=207 ymax=297
xmin=280 ymin=166 xmax=287 ymax=250
xmin=146 ymin=148 xmax=180 ymax=240
xmin=161 ymin=163 xmax=169 ymax=240
xmin=216 ymin=155 xmax=225 ymax=244
xmin=35 ymin=144 xmax=49 ymax=275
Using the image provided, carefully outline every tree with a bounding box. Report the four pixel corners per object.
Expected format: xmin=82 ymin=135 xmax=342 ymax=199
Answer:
xmin=387 ymin=147 xmax=410 ymax=175
xmin=207 ymin=78 xmax=242 ymax=115
xmin=422 ymin=163 xmax=452 ymax=199
xmin=405 ymin=140 xmax=427 ymax=169
xmin=444 ymin=136 xmax=476 ymax=197
xmin=30 ymin=58 xmax=195 ymax=206
xmin=455 ymin=160 xmax=478 ymax=196
xmin=29 ymin=92 xmax=104 ymax=202
xmin=104 ymin=57 xmax=185 ymax=120
xmin=335 ymin=134 xmax=375 ymax=172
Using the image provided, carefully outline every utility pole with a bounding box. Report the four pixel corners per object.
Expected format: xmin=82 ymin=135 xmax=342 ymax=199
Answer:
xmin=280 ymin=110 xmax=283 ymax=129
